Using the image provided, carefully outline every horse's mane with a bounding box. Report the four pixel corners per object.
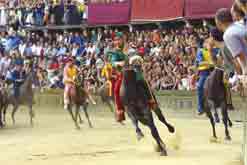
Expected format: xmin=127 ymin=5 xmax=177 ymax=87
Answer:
xmin=21 ymin=71 xmax=34 ymax=90
xmin=122 ymin=68 xmax=143 ymax=104
xmin=205 ymin=67 xmax=225 ymax=103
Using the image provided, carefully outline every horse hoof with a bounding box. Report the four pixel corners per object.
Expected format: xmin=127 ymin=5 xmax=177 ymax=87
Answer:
xmin=168 ymin=125 xmax=175 ymax=134
xmin=225 ymin=136 xmax=232 ymax=141
xmin=160 ymin=150 xmax=168 ymax=156
xmin=137 ymin=133 xmax=144 ymax=141
xmin=210 ymin=137 xmax=218 ymax=143
xmin=154 ymin=145 xmax=161 ymax=152
xmin=75 ymin=125 xmax=81 ymax=130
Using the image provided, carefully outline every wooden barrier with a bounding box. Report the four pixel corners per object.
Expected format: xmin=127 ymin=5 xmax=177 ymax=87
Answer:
xmin=35 ymin=89 xmax=244 ymax=110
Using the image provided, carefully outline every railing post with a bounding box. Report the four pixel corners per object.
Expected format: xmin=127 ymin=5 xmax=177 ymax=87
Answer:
xmin=243 ymin=109 xmax=247 ymax=165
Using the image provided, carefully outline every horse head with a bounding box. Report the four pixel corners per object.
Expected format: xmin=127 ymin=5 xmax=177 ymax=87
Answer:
xmin=22 ymin=70 xmax=39 ymax=90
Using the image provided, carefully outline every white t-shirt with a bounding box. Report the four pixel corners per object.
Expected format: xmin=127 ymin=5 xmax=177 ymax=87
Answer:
xmin=19 ymin=43 xmax=26 ymax=56
xmin=224 ymin=22 xmax=247 ymax=75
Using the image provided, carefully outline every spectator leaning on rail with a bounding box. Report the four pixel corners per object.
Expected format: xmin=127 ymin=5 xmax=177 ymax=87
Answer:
xmin=215 ymin=8 xmax=247 ymax=76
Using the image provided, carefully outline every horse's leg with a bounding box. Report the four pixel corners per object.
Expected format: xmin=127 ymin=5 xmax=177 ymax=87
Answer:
xmin=28 ymin=104 xmax=34 ymax=126
xmin=3 ymin=105 xmax=7 ymax=124
xmin=78 ymin=111 xmax=83 ymax=124
xmin=126 ymin=110 xmax=144 ymax=141
xmin=228 ymin=116 xmax=233 ymax=127
xmin=206 ymin=100 xmax=217 ymax=140
xmin=214 ymin=108 xmax=220 ymax=123
xmin=153 ymin=107 xmax=175 ymax=133
xmin=11 ymin=104 xmax=18 ymax=125
xmin=74 ymin=105 xmax=81 ymax=130
xmin=83 ymin=104 xmax=93 ymax=128
xmin=141 ymin=109 xmax=167 ymax=156
xmin=67 ymin=104 xmax=78 ymax=128
xmin=221 ymin=102 xmax=231 ymax=141
xmin=0 ymin=108 xmax=3 ymax=128
xmin=106 ymin=99 xmax=114 ymax=113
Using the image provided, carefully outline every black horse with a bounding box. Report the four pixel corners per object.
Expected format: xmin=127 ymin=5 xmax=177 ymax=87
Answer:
xmin=120 ymin=68 xmax=175 ymax=156
xmin=203 ymin=67 xmax=232 ymax=141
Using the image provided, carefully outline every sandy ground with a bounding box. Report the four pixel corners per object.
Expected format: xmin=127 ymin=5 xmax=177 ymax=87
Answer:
xmin=0 ymin=104 xmax=244 ymax=165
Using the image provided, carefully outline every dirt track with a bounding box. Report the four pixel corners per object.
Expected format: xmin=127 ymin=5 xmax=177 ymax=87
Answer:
xmin=0 ymin=104 xmax=244 ymax=165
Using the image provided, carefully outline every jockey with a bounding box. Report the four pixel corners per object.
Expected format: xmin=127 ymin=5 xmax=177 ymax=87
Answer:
xmin=129 ymin=55 xmax=156 ymax=109
xmin=196 ymin=39 xmax=219 ymax=115
xmin=106 ymin=32 xmax=128 ymax=122
xmin=10 ymin=60 xmax=25 ymax=98
xmin=63 ymin=58 xmax=96 ymax=110
xmin=63 ymin=57 xmax=78 ymax=110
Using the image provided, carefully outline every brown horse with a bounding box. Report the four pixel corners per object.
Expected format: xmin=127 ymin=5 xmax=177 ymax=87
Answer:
xmin=66 ymin=74 xmax=93 ymax=129
xmin=203 ymin=67 xmax=232 ymax=141
xmin=120 ymin=68 xmax=175 ymax=156
xmin=4 ymin=71 xmax=38 ymax=126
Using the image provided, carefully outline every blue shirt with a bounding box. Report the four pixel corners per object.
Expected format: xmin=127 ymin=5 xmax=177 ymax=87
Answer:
xmin=10 ymin=69 xmax=25 ymax=87
xmin=57 ymin=47 xmax=67 ymax=56
xmin=5 ymin=36 xmax=22 ymax=51
xmin=71 ymin=36 xmax=84 ymax=46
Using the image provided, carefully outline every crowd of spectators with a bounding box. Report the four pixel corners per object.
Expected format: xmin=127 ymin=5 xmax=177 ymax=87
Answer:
xmin=0 ymin=0 xmax=88 ymax=27
xmin=0 ymin=25 xmax=210 ymax=91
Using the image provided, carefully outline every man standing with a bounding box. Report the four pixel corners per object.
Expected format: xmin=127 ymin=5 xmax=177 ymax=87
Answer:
xmin=107 ymin=32 xmax=127 ymax=122
xmin=215 ymin=8 xmax=247 ymax=75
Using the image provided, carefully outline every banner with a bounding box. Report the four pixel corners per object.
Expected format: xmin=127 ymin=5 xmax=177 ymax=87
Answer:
xmin=88 ymin=0 xmax=130 ymax=25
xmin=131 ymin=0 xmax=184 ymax=22
xmin=185 ymin=0 xmax=234 ymax=19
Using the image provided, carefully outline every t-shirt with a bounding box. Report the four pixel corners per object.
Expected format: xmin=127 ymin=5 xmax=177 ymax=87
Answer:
xmin=223 ymin=22 xmax=247 ymax=58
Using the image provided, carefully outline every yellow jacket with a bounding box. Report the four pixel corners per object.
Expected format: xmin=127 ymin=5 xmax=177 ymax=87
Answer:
xmin=63 ymin=65 xmax=77 ymax=84
xmin=101 ymin=63 xmax=113 ymax=80
xmin=197 ymin=49 xmax=214 ymax=71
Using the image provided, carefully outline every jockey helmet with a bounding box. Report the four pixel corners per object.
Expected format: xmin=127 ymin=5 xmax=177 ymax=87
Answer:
xmin=129 ymin=55 xmax=144 ymax=66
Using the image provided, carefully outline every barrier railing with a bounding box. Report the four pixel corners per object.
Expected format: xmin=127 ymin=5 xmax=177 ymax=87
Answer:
xmin=242 ymin=95 xmax=247 ymax=165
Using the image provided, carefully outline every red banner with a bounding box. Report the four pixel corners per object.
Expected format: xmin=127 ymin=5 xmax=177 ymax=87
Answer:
xmin=185 ymin=0 xmax=234 ymax=19
xmin=88 ymin=0 xmax=130 ymax=25
xmin=131 ymin=0 xmax=184 ymax=22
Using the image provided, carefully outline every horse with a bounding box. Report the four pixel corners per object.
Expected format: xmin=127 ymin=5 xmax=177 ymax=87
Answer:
xmin=203 ymin=67 xmax=232 ymax=141
xmin=66 ymin=74 xmax=93 ymax=130
xmin=120 ymin=68 xmax=175 ymax=156
xmin=4 ymin=71 xmax=38 ymax=126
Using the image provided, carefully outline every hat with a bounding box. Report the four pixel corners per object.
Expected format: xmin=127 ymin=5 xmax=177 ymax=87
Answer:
xmin=116 ymin=32 xmax=123 ymax=38
xmin=129 ymin=55 xmax=144 ymax=65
